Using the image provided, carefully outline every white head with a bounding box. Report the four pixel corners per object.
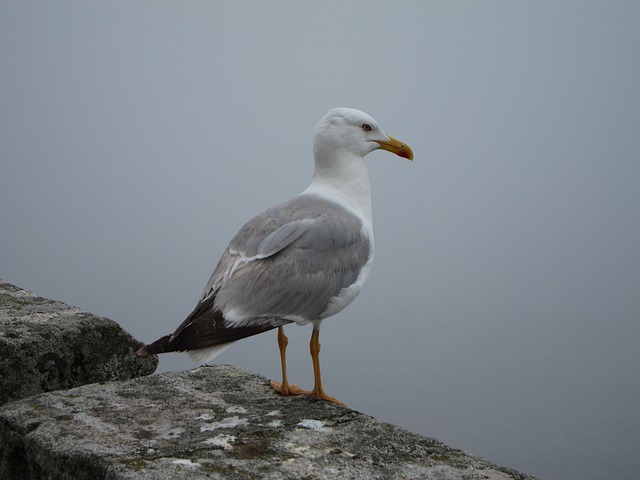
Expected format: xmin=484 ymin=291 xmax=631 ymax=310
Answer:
xmin=313 ymin=108 xmax=413 ymax=163
xmin=306 ymin=108 xmax=412 ymax=221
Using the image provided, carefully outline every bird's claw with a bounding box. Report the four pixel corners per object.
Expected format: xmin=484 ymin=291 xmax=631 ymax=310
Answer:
xmin=270 ymin=380 xmax=311 ymax=396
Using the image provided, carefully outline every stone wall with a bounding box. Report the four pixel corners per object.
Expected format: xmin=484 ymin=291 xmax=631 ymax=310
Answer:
xmin=0 ymin=282 xmax=537 ymax=479
xmin=0 ymin=282 xmax=157 ymax=406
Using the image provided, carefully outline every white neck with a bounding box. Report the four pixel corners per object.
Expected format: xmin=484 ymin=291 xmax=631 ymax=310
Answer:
xmin=302 ymin=151 xmax=373 ymax=224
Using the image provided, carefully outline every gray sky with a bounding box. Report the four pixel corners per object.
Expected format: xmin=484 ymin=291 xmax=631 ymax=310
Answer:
xmin=2 ymin=2 xmax=639 ymax=479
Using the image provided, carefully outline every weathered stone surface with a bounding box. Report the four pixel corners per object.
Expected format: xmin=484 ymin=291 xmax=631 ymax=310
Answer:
xmin=0 ymin=283 xmax=536 ymax=479
xmin=0 ymin=364 xmax=537 ymax=480
xmin=0 ymin=281 xmax=158 ymax=405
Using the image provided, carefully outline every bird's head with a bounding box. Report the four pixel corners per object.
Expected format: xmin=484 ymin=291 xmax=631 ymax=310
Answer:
xmin=313 ymin=108 xmax=413 ymax=162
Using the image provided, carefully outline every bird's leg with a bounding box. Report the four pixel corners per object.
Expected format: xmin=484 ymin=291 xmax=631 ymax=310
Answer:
xmin=271 ymin=326 xmax=309 ymax=396
xmin=309 ymin=328 xmax=347 ymax=407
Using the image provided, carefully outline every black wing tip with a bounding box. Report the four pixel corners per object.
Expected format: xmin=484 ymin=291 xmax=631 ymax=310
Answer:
xmin=137 ymin=334 xmax=173 ymax=356
xmin=136 ymin=345 xmax=151 ymax=357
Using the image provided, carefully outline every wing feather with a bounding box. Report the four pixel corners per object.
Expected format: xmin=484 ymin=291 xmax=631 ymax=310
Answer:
xmin=213 ymin=194 xmax=371 ymax=322
xmin=139 ymin=193 xmax=371 ymax=356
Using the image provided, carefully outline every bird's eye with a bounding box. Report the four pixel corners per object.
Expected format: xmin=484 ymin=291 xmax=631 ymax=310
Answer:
xmin=362 ymin=123 xmax=372 ymax=132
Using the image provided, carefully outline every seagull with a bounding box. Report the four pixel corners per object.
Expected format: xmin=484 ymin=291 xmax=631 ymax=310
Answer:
xmin=137 ymin=108 xmax=413 ymax=406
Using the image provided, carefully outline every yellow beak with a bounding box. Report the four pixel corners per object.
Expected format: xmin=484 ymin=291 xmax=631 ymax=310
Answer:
xmin=376 ymin=135 xmax=414 ymax=160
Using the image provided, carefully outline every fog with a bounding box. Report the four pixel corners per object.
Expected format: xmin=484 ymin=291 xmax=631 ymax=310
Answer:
xmin=2 ymin=2 xmax=639 ymax=479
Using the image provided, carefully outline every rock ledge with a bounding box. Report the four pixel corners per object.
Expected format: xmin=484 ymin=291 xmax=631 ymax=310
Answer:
xmin=0 ymin=281 xmax=157 ymax=406
xmin=0 ymin=283 xmax=536 ymax=479
xmin=1 ymin=364 xmax=536 ymax=479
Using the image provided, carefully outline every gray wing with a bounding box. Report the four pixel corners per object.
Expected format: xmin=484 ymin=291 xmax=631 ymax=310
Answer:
xmin=142 ymin=194 xmax=371 ymax=356
xmin=202 ymin=194 xmax=371 ymax=323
